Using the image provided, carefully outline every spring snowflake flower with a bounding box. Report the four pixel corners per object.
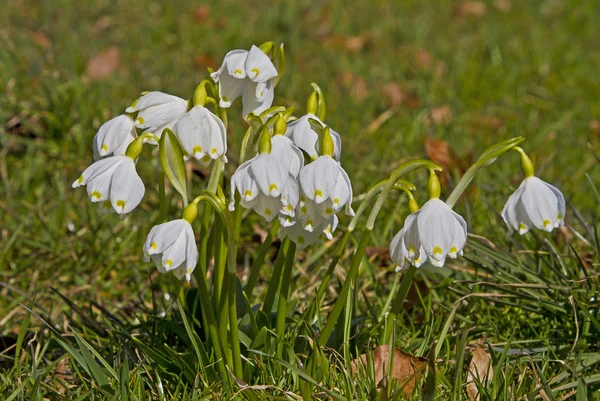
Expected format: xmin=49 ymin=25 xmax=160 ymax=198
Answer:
xmin=279 ymin=214 xmax=338 ymax=249
xmin=400 ymin=199 xmax=467 ymax=268
xmin=93 ymin=115 xmax=137 ymax=160
xmin=270 ymin=135 xmax=304 ymax=177
xmin=143 ymin=219 xmax=198 ymax=281
xmin=174 ymin=105 xmax=228 ymax=166
xmin=285 ymin=115 xmax=342 ymax=160
xmin=501 ymin=176 xmax=566 ymax=235
xmin=72 ymin=155 xmax=144 ymax=215
xmin=229 ymin=153 xmax=299 ymax=221
xmin=211 ymin=45 xmax=278 ymax=117
xmin=126 ymin=91 xmax=189 ymax=140
xmin=299 ymin=155 xmax=354 ymax=218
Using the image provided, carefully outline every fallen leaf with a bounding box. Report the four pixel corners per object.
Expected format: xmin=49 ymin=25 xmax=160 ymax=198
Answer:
xmin=85 ymin=46 xmax=121 ymax=80
xmin=589 ymin=120 xmax=600 ymax=136
xmin=339 ymin=71 xmax=369 ymax=100
xmin=193 ymin=54 xmax=218 ymax=70
xmin=194 ymin=5 xmax=211 ymax=22
xmin=493 ymin=0 xmax=512 ymax=12
xmin=381 ymin=83 xmax=421 ymax=109
xmin=345 ymin=35 xmax=368 ymax=53
xmin=29 ymin=31 xmax=51 ymax=49
xmin=425 ymin=138 xmax=453 ymax=170
xmin=469 ymin=115 xmax=503 ymax=131
xmin=365 ymin=246 xmax=391 ymax=262
xmin=456 ymin=1 xmax=488 ymax=17
xmin=466 ymin=339 xmax=493 ymax=401
xmin=252 ymin=224 xmax=269 ymax=243
xmin=352 ymin=345 xmax=427 ymax=398
xmin=426 ymin=105 xmax=453 ymax=126
xmin=415 ymin=48 xmax=433 ymax=70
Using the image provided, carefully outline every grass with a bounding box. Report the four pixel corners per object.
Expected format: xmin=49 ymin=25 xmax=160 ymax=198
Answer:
xmin=1 ymin=0 xmax=600 ymax=399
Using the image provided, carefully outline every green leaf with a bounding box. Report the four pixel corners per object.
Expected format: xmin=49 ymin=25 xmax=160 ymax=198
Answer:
xmin=311 ymin=82 xmax=326 ymax=121
xmin=159 ymin=128 xmax=188 ymax=205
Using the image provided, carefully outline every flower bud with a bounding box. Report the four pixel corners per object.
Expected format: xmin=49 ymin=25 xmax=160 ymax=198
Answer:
xmin=428 ymin=170 xmax=441 ymax=199
xmin=306 ymin=91 xmax=319 ymax=115
xmin=320 ymin=127 xmax=335 ymax=157
xmin=258 ymin=127 xmax=272 ymax=154
xmin=274 ymin=114 xmax=287 ymax=136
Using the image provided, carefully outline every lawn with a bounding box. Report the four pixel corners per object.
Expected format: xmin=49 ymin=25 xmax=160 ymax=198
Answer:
xmin=1 ymin=0 xmax=600 ymax=399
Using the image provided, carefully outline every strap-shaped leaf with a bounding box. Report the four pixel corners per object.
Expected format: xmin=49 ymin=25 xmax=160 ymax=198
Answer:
xmin=159 ymin=128 xmax=188 ymax=205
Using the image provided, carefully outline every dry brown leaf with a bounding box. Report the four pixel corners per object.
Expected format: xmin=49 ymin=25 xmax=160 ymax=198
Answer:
xmin=339 ymin=71 xmax=369 ymax=100
xmin=85 ymin=46 xmax=121 ymax=80
xmin=194 ymin=5 xmax=211 ymax=22
xmin=365 ymin=246 xmax=391 ymax=263
xmin=466 ymin=339 xmax=493 ymax=401
xmin=193 ymin=54 xmax=218 ymax=70
xmin=345 ymin=35 xmax=368 ymax=53
xmin=352 ymin=345 xmax=427 ymax=398
xmin=381 ymin=83 xmax=421 ymax=109
xmin=456 ymin=1 xmax=488 ymax=17
xmin=415 ymin=48 xmax=433 ymax=70
xmin=425 ymin=138 xmax=453 ymax=170
xmin=589 ymin=120 xmax=600 ymax=136
xmin=493 ymin=0 xmax=512 ymax=12
xmin=470 ymin=115 xmax=503 ymax=131
xmin=426 ymin=106 xmax=453 ymax=126
xmin=29 ymin=31 xmax=51 ymax=49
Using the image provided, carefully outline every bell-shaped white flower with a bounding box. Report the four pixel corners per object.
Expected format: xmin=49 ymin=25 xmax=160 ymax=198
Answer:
xmin=126 ymin=91 xmax=189 ymax=139
xmin=210 ymin=45 xmax=278 ymax=116
xmin=389 ymin=227 xmax=427 ymax=269
xmin=93 ymin=115 xmax=137 ymax=160
xmin=279 ymin=214 xmax=338 ymax=249
xmin=174 ymin=105 xmax=228 ymax=166
xmin=285 ymin=115 xmax=342 ymax=160
xmin=501 ymin=176 xmax=565 ymax=235
xmin=271 ymin=135 xmax=304 ymax=177
xmin=401 ymin=198 xmax=467 ymax=268
xmin=229 ymin=151 xmax=299 ymax=222
xmin=143 ymin=219 xmax=198 ymax=281
xmin=72 ymin=155 xmax=145 ymax=215
xmin=300 ymin=155 xmax=354 ymax=217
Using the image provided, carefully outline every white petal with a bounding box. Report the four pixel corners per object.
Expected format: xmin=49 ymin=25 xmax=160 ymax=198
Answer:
xmin=331 ymin=163 xmax=354 ymax=215
xmin=161 ymin=231 xmax=188 ymax=272
xmin=285 ymin=115 xmax=319 ymax=159
xmin=280 ymin=174 xmax=299 ymax=216
xmin=222 ymin=49 xmax=249 ymax=79
xmin=417 ymin=199 xmax=455 ymax=261
xmin=175 ymin=106 xmax=227 ymax=162
xmin=217 ymin=71 xmax=246 ymax=108
xmin=144 ymin=220 xmax=187 ymax=255
xmin=126 ymin=91 xmax=185 ymax=113
xmin=270 ymin=135 xmax=304 ymax=177
xmin=109 ymin=159 xmax=145 ymax=214
xmin=390 ymin=228 xmax=407 ymax=267
xmin=94 ymin=115 xmax=137 ymax=158
xmin=86 ymin=168 xmax=115 ymax=202
xmin=252 ymin=193 xmax=283 ymax=222
xmin=543 ymin=179 xmax=566 ymax=226
xmin=249 ymin=154 xmax=288 ymax=197
xmin=299 ymin=156 xmax=338 ymax=203
xmin=184 ymin=223 xmax=198 ymax=280
xmin=501 ymin=185 xmax=523 ymax=235
xmin=231 ymin=158 xmax=258 ymax=202
xmin=402 ymin=213 xmax=421 ymax=258
xmin=72 ymin=156 xmax=124 ymax=188
xmin=242 ymin=79 xmax=274 ymax=116
xmin=245 ymin=45 xmax=278 ymax=82
xmin=135 ymin=96 xmax=188 ymax=137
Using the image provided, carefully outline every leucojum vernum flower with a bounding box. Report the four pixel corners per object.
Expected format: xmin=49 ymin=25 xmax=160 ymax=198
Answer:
xmin=72 ymin=41 xmax=568 ymax=383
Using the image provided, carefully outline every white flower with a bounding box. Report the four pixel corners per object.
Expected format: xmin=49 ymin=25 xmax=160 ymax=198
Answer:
xmin=279 ymin=214 xmax=338 ymax=249
xmin=299 ymin=155 xmax=354 ymax=217
xmin=174 ymin=105 xmax=228 ymax=166
xmin=285 ymin=115 xmax=342 ymax=160
xmin=143 ymin=219 xmax=198 ymax=281
xmin=501 ymin=176 xmax=566 ymax=235
xmin=229 ymin=153 xmax=299 ymax=221
xmin=210 ymin=46 xmax=278 ymax=116
xmin=72 ymin=155 xmax=145 ymax=215
xmin=270 ymin=135 xmax=304 ymax=177
xmin=389 ymin=228 xmax=427 ymax=269
xmin=401 ymin=199 xmax=467 ymax=268
xmin=125 ymin=91 xmax=189 ymax=140
xmin=93 ymin=115 xmax=137 ymax=160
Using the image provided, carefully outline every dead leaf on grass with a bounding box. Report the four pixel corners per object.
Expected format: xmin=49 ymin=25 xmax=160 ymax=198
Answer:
xmin=425 ymin=138 xmax=454 ymax=171
xmin=352 ymin=345 xmax=427 ymax=398
xmin=425 ymin=105 xmax=453 ymax=126
xmin=85 ymin=46 xmax=121 ymax=80
xmin=466 ymin=339 xmax=493 ymax=401
xmin=455 ymin=1 xmax=488 ymax=18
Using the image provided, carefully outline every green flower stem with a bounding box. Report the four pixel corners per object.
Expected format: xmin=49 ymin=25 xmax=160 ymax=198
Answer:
xmin=318 ymin=230 xmax=371 ymax=346
xmin=227 ymin=246 xmax=243 ymax=378
xmin=276 ymin=241 xmax=297 ymax=358
xmin=159 ymin=171 xmax=167 ymax=222
xmin=445 ymin=136 xmax=524 ymax=208
xmin=382 ymin=265 xmax=417 ymax=344
xmin=244 ymin=219 xmax=280 ymax=297
xmin=217 ymin=270 xmax=233 ymax=369
xmin=263 ymin=238 xmax=290 ymax=314
xmin=212 ymin=219 xmax=225 ymax=312
xmin=191 ymin=266 xmax=228 ymax=382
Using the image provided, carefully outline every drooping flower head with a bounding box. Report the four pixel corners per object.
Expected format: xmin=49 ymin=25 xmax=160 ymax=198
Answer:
xmin=279 ymin=214 xmax=338 ymax=250
xmin=286 ymin=115 xmax=341 ymax=160
xmin=72 ymin=155 xmax=145 ymax=216
xmin=143 ymin=219 xmax=198 ymax=281
xmin=299 ymin=127 xmax=354 ymax=218
xmin=126 ymin=91 xmax=189 ymax=140
xmin=211 ymin=45 xmax=278 ymax=117
xmin=174 ymin=105 xmax=228 ymax=166
xmin=229 ymin=130 xmax=298 ymax=221
xmin=269 ymin=116 xmax=304 ymax=177
xmin=501 ymin=148 xmax=565 ymax=235
xmin=93 ymin=114 xmax=137 ymax=160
